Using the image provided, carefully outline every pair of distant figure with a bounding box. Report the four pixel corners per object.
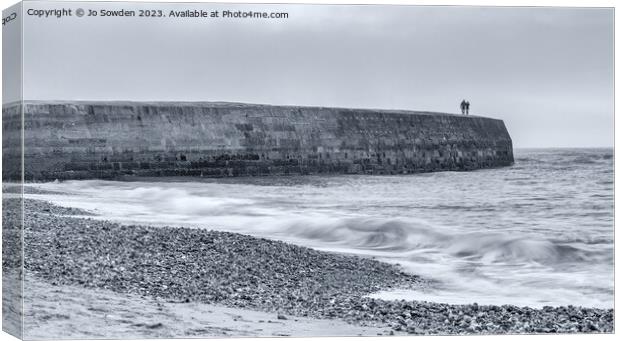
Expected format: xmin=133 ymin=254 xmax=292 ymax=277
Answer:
xmin=460 ymin=100 xmax=470 ymax=115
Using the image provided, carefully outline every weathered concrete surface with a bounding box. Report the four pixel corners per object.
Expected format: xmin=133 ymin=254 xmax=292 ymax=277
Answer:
xmin=2 ymin=101 xmax=513 ymax=181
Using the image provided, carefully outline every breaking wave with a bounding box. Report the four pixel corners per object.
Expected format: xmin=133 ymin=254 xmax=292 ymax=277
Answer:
xmin=274 ymin=216 xmax=594 ymax=266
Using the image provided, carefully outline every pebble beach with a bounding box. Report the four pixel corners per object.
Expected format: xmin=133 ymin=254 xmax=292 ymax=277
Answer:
xmin=4 ymin=197 xmax=614 ymax=336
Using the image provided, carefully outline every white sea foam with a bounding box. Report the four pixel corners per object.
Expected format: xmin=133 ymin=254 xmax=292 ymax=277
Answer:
xmin=27 ymin=148 xmax=614 ymax=308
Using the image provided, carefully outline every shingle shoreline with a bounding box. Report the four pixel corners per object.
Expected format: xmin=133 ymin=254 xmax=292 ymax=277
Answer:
xmin=7 ymin=198 xmax=614 ymax=335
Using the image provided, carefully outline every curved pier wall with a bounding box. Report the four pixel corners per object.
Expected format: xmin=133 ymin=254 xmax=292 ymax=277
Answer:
xmin=2 ymin=103 xmax=22 ymax=181
xmin=3 ymin=101 xmax=514 ymax=180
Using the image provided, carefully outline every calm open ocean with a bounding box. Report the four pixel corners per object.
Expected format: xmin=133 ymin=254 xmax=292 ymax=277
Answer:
xmin=29 ymin=148 xmax=614 ymax=308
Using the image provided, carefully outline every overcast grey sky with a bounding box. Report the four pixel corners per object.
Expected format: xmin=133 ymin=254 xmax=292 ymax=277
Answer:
xmin=19 ymin=2 xmax=613 ymax=148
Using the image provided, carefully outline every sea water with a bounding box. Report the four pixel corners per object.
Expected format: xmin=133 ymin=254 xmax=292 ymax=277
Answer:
xmin=28 ymin=148 xmax=614 ymax=309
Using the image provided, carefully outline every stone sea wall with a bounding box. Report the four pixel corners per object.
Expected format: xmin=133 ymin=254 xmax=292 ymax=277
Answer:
xmin=2 ymin=103 xmax=22 ymax=181
xmin=2 ymin=101 xmax=514 ymax=181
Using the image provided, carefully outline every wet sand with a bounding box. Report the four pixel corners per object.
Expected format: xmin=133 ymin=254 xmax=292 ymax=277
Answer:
xmin=20 ymin=275 xmax=392 ymax=339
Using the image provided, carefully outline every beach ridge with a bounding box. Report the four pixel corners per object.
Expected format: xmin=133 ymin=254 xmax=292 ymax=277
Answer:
xmin=5 ymin=198 xmax=614 ymax=336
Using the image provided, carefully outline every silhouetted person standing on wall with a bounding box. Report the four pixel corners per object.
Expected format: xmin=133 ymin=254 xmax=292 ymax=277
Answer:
xmin=460 ymin=100 xmax=467 ymax=115
xmin=465 ymin=101 xmax=470 ymax=115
